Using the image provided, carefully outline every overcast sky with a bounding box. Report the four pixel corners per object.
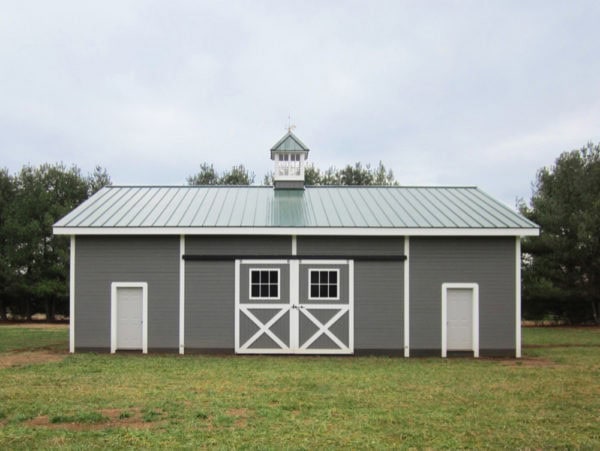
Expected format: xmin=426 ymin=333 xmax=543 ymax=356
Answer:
xmin=1 ymin=1 xmax=599 ymax=208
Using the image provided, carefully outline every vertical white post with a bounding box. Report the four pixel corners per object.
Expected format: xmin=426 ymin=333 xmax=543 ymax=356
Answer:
xmin=441 ymin=285 xmax=447 ymax=358
xmin=69 ymin=236 xmax=75 ymax=353
xmin=472 ymin=284 xmax=479 ymax=358
xmin=403 ymin=236 xmax=410 ymax=357
xmin=348 ymin=259 xmax=354 ymax=353
xmin=179 ymin=235 xmax=185 ymax=355
xmin=291 ymin=235 xmax=297 ymax=256
xmin=516 ymin=237 xmax=522 ymax=358
xmin=289 ymin=259 xmax=299 ymax=351
xmin=142 ymin=284 xmax=148 ymax=354
xmin=234 ymin=259 xmax=240 ymax=353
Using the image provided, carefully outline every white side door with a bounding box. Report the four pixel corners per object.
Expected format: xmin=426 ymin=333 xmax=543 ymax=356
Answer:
xmin=116 ymin=287 xmax=143 ymax=350
xmin=447 ymin=288 xmax=473 ymax=350
xmin=442 ymin=283 xmax=479 ymax=357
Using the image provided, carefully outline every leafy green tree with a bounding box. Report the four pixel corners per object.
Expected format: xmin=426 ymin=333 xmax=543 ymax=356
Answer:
xmin=2 ymin=163 xmax=111 ymax=320
xmin=188 ymin=163 xmax=255 ymax=185
xmin=87 ymin=165 xmax=112 ymax=195
xmin=220 ymin=165 xmax=255 ymax=185
xmin=520 ymin=142 xmax=600 ymax=323
xmin=186 ymin=163 xmax=219 ymax=185
xmin=0 ymin=169 xmax=16 ymax=320
xmin=303 ymin=165 xmax=322 ymax=185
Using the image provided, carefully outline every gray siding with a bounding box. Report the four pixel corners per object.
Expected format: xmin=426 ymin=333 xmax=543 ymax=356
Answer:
xmin=298 ymin=236 xmax=404 ymax=256
xmin=185 ymin=236 xmax=291 ymax=350
xmin=410 ymin=237 xmax=516 ymax=353
xmin=355 ymin=261 xmax=404 ymax=350
xmin=75 ymin=236 xmax=179 ymax=350
xmin=186 ymin=235 xmax=291 ymax=255
xmin=299 ymin=236 xmax=405 ymax=351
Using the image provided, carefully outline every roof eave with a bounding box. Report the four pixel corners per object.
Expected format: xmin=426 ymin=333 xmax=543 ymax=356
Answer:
xmin=53 ymin=226 xmax=540 ymax=237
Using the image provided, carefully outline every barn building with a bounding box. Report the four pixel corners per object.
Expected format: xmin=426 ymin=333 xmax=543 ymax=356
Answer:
xmin=53 ymin=132 xmax=539 ymax=357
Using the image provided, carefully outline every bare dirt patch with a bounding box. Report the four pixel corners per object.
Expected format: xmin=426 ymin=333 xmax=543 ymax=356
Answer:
xmin=227 ymin=408 xmax=249 ymax=428
xmin=497 ymin=357 xmax=561 ymax=368
xmin=0 ymin=351 xmax=66 ymax=369
xmin=524 ymin=343 xmax=600 ymax=348
xmin=25 ymin=408 xmax=166 ymax=431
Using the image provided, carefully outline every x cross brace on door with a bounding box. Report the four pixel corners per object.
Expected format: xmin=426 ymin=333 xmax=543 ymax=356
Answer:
xmin=298 ymin=305 xmax=349 ymax=351
xmin=239 ymin=305 xmax=290 ymax=351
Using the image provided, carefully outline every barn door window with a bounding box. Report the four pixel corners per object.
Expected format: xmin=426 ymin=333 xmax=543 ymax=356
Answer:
xmin=308 ymin=269 xmax=339 ymax=300
xmin=249 ymin=269 xmax=280 ymax=300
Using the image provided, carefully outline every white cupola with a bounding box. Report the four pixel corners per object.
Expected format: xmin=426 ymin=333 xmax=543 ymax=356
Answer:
xmin=270 ymin=130 xmax=310 ymax=189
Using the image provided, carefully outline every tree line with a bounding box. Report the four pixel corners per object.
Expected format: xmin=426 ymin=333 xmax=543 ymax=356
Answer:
xmin=520 ymin=142 xmax=600 ymax=324
xmin=1 ymin=148 xmax=598 ymax=324
xmin=0 ymin=164 xmax=111 ymax=320
xmin=186 ymin=161 xmax=398 ymax=186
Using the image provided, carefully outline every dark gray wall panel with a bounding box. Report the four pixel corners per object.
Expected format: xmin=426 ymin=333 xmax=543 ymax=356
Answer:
xmin=354 ymin=261 xmax=404 ymax=350
xmin=410 ymin=237 xmax=516 ymax=351
xmin=185 ymin=236 xmax=292 ymax=349
xmin=298 ymin=236 xmax=404 ymax=256
xmin=186 ymin=235 xmax=291 ymax=255
xmin=75 ymin=236 xmax=179 ymax=350
xmin=185 ymin=261 xmax=234 ymax=348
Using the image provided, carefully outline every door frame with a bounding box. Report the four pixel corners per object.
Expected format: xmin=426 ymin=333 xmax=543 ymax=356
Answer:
xmin=441 ymin=282 xmax=479 ymax=358
xmin=111 ymin=282 xmax=148 ymax=354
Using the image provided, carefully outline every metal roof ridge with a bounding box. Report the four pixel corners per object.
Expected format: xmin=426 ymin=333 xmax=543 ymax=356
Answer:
xmin=105 ymin=184 xmax=272 ymax=189
xmin=101 ymin=185 xmax=481 ymax=190
xmin=303 ymin=185 xmax=479 ymax=189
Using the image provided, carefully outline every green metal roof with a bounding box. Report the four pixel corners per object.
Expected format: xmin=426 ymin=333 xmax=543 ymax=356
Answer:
xmin=270 ymin=131 xmax=310 ymax=155
xmin=54 ymin=185 xmax=539 ymax=235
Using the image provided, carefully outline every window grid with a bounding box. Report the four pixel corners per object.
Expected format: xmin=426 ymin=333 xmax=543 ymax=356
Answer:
xmin=308 ymin=269 xmax=340 ymax=300
xmin=249 ymin=269 xmax=280 ymax=300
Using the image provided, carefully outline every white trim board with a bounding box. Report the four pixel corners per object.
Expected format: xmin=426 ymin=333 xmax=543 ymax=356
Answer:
xmin=111 ymin=282 xmax=148 ymax=354
xmin=403 ymin=236 xmax=410 ymax=357
xmin=441 ymin=283 xmax=479 ymax=358
xmin=179 ymin=235 xmax=185 ymax=355
xmin=54 ymin=226 xmax=540 ymax=237
xmin=69 ymin=236 xmax=75 ymax=353
xmin=516 ymin=237 xmax=522 ymax=358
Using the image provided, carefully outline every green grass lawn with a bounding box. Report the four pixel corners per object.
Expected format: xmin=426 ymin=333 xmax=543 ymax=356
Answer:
xmin=0 ymin=325 xmax=598 ymax=448
xmin=0 ymin=325 xmax=68 ymax=353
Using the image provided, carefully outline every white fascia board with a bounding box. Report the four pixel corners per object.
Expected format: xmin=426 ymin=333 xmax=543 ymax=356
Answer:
xmin=54 ymin=226 xmax=540 ymax=237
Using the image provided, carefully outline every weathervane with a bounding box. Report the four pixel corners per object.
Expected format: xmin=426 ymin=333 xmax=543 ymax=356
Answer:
xmin=286 ymin=114 xmax=296 ymax=133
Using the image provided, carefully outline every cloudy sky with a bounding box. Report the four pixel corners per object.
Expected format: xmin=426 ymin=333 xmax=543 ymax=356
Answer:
xmin=1 ymin=1 xmax=599 ymax=207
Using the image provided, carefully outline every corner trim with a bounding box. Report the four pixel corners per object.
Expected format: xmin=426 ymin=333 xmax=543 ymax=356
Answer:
xmin=516 ymin=237 xmax=522 ymax=358
xmin=403 ymin=236 xmax=410 ymax=357
xmin=179 ymin=235 xmax=185 ymax=355
xmin=69 ymin=236 xmax=75 ymax=353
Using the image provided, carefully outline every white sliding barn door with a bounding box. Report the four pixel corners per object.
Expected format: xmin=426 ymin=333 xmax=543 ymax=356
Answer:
xmin=235 ymin=260 xmax=353 ymax=354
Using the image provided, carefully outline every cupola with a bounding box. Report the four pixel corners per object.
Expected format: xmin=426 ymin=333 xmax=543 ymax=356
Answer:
xmin=270 ymin=130 xmax=310 ymax=189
